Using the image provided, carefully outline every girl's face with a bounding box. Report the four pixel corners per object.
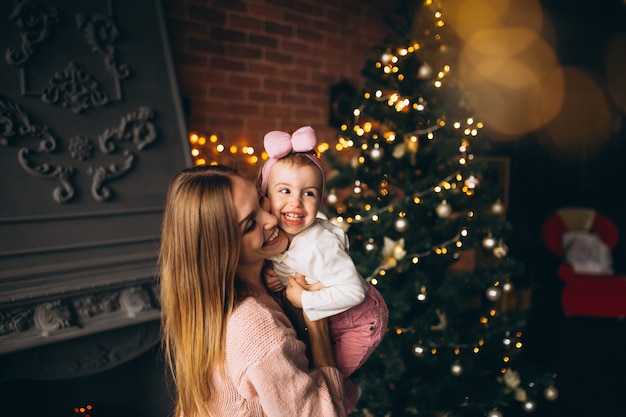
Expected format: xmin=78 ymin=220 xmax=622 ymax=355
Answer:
xmin=232 ymin=176 xmax=289 ymax=267
xmin=265 ymin=160 xmax=322 ymax=238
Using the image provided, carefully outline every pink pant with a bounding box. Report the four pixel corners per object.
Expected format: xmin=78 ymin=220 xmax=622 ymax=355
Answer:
xmin=329 ymin=282 xmax=388 ymax=377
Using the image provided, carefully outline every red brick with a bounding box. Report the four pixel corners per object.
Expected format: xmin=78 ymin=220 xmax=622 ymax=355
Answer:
xmin=282 ymin=39 xmax=309 ymax=54
xmin=263 ymin=105 xmax=293 ymax=118
xmin=247 ymin=118 xmax=283 ymax=134
xmin=230 ymin=14 xmax=263 ymax=31
xmin=311 ymin=71 xmax=335 ymax=85
xmin=248 ymin=3 xmax=280 ymax=20
xmin=266 ymin=0 xmax=295 ymax=10
xmin=283 ymin=11 xmax=311 ymax=27
xmin=167 ymin=18 xmax=206 ymax=35
xmin=311 ymin=96 xmax=329 ymax=108
xmin=281 ymin=93 xmax=302 ymax=105
xmin=264 ymin=78 xmax=292 ymax=92
xmin=210 ymin=27 xmax=247 ymax=42
xmin=265 ymin=50 xmax=293 ymax=64
xmin=265 ymin=21 xmax=293 ymax=37
xmin=293 ymin=55 xmax=320 ymax=69
xmin=193 ymin=100 xmax=226 ymax=114
xmin=249 ymin=62 xmax=278 ymax=76
xmin=281 ymin=67 xmax=309 ymax=81
xmin=188 ymin=37 xmax=226 ymax=55
xmin=249 ymin=90 xmax=279 ymax=103
xmin=212 ymin=0 xmax=247 ymax=12
xmin=296 ymin=27 xmax=324 ymax=43
xmin=229 ymin=74 xmax=262 ymax=88
xmin=187 ymin=6 xmax=226 ymax=24
xmin=228 ymin=45 xmax=263 ymax=59
xmin=226 ymin=103 xmax=262 ymax=116
xmin=211 ymin=86 xmax=247 ymax=100
xmin=295 ymin=82 xmax=322 ymax=94
xmin=210 ymin=115 xmax=248 ymax=131
xmin=291 ymin=2 xmax=324 ymax=18
xmin=249 ymin=33 xmax=279 ymax=48
xmin=295 ymin=107 xmax=322 ymax=120
xmin=210 ymin=58 xmax=247 ymax=71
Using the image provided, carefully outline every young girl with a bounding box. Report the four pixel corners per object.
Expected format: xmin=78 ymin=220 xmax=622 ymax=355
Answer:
xmin=259 ymin=126 xmax=389 ymax=409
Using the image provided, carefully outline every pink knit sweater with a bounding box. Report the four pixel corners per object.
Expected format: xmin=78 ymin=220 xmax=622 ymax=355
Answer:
xmin=208 ymin=292 xmax=347 ymax=416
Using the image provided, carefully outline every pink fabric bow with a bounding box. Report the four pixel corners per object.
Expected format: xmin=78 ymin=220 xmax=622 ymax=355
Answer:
xmin=259 ymin=126 xmax=325 ymax=197
xmin=264 ymin=126 xmax=317 ymax=158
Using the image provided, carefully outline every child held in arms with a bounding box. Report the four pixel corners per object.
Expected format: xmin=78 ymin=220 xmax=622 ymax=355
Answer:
xmin=259 ymin=126 xmax=389 ymax=412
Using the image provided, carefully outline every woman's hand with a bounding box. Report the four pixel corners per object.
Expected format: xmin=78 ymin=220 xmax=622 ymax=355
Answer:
xmin=285 ymin=273 xmax=306 ymax=308
xmin=285 ymin=274 xmax=336 ymax=367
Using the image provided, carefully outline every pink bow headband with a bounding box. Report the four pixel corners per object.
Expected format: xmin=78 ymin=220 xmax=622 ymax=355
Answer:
xmin=259 ymin=126 xmax=326 ymax=198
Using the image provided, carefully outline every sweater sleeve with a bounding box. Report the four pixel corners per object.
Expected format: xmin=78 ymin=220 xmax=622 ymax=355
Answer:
xmin=226 ymin=296 xmax=347 ymax=417
xmin=299 ymin=234 xmax=367 ymax=321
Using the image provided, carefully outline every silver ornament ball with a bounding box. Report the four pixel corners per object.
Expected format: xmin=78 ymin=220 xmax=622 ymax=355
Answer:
xmin=395 ymin=217 xmax=409 ymax=232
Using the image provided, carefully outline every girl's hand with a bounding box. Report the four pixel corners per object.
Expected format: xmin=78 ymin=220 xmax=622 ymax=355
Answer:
xmin=285 ymin=273 xmax=327 ymax=308
xmin=285 ymin=273 xmax=306 ymax=308
xmin=263 ymin=264 xmax=284 ymax=292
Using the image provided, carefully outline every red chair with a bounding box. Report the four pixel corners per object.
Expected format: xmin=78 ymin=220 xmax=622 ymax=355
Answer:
xmin=541 ymin=207 xmax=626 ymax=318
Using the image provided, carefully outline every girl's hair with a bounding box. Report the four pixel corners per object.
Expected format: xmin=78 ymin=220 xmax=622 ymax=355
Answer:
xmin=159 ymin=165 xmax=242 ymax=417
xmin=257 ymin=151 xmax=326 ymax=201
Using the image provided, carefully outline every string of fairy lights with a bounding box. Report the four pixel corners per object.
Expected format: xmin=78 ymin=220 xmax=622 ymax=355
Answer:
xmin=188 ymin=132 xmax=263 ymax=167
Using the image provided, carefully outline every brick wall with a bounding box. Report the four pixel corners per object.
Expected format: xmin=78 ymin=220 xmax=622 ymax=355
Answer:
xmin=163 ymin=0 xmax=396 ymax=177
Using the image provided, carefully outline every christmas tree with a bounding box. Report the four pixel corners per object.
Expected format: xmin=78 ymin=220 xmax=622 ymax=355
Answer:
xmin=321 ymin=1 xmax=556 ymax=416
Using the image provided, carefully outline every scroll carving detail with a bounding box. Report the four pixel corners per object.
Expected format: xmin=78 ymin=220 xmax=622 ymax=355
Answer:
xmin=5 ymin=0 xmax=130 ymax=112
xmin=0 ymin=96 xmax=157 ymax=203
xmin=4 ymin=0 xmax=59 ymax=66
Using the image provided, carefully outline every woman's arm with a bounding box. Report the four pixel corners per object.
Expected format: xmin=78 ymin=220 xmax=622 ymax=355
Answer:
xmin=288 ymin=274 xmax=335 ymax=367
xmin=227 ymin=294 xmax=346 ymax=417
xmin=304 ymin=310 xmax=335 ymax=367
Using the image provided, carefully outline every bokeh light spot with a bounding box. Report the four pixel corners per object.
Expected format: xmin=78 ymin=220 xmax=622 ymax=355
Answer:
xmin=539 ymin=67 xmax=612 ymax=160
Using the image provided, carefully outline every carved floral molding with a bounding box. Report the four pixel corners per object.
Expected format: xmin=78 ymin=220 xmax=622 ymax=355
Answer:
xmin=5 ymin=0 xmax=130 ymax=113
xmin=0 ymin=96 xmax=157 ymax=203
xmin=0 ymin=283 xmax=158 ymax=341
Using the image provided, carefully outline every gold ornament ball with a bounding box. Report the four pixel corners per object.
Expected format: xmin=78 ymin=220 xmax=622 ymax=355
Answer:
xmin=544 ymin=385 xmax=559 ymax=401
xmin=493 ymin=240 xmax=509 ymax=258
xmin=436 ymin=200 xmax=452 ymax=218
xmin=492 ymin=199 xmax=505 ymax=214
xmin=487 ymin=409 xmax=503 ymax=417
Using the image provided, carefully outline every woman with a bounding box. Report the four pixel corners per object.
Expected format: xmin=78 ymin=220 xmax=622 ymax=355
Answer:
xmin=159 ymin=165 xmax=347 ymax=417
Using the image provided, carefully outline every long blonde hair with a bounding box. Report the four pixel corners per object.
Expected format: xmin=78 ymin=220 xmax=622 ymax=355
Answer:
xmin=159 ymin=165 xmax=242 ymax=417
